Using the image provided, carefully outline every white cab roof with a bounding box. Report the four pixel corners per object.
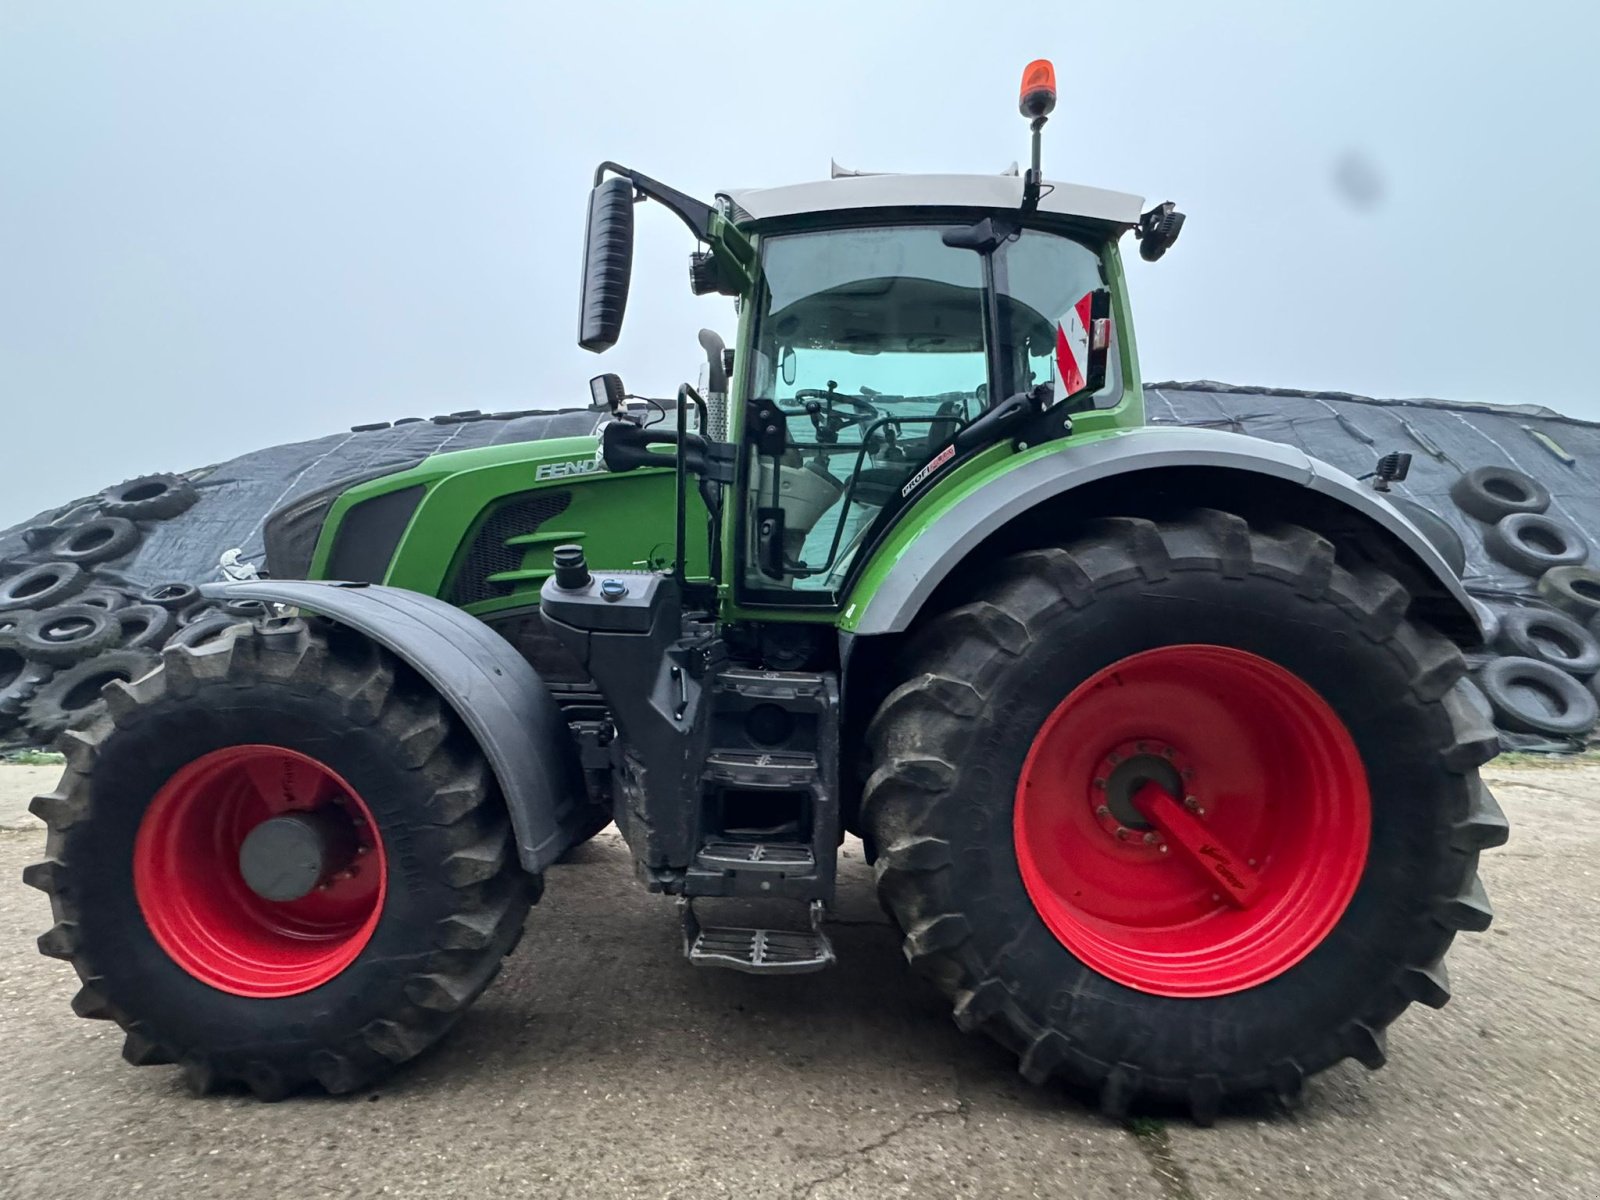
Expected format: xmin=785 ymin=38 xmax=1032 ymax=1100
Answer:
xmin=721 ymin=172 xmax=1145 ymax=228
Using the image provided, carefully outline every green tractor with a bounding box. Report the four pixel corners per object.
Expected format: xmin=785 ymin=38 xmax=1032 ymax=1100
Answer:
xmin=27 ymin=63 xmax=1506 ymax=1120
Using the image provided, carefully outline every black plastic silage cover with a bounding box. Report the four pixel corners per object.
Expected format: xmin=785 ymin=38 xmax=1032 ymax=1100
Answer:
xmin=1144 ymin=383 xmax=1600 ymax=601
xmin=0 ymin=409 xmax=603 ymax=586
xmin=2 ymin=387 xmax=1597 ymax=751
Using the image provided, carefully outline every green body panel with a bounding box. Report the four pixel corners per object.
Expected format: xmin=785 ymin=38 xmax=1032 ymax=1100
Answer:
xmin=310 ymin=435 xmax=708 ymax=618
xmin=837 ymin=427 xmax=1129 ymax=632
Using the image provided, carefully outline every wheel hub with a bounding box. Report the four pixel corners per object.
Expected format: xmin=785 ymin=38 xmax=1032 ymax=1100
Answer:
xmin=238 ymin=809 xmax=360 ymax=902
xmin=133 ymin=745 xmax=387 ymax=998
xmin=1093 ymin=740 xmax=1191 ymax=835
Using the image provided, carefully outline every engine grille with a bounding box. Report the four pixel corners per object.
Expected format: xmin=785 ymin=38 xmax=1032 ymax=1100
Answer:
xmin=446 ymin=491 xmax=573 ymax=607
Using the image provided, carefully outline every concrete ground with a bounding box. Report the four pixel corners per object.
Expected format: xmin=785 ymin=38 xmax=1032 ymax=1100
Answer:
xmin=1 ymin=757 xmax=1596 ymax=1200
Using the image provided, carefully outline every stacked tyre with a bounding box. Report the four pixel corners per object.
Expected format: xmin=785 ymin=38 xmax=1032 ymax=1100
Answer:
xmin=0 ymin=473 xmax=233 ymax=750
xmin=1448 ymin=466 xmax=1600 ymax=744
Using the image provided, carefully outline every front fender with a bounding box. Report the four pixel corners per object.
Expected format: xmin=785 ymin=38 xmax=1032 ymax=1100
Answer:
xmin=847 ymin=426 xmax=1482 ymax=642
xmin=201 ymin=579 xmax=585 ymax=874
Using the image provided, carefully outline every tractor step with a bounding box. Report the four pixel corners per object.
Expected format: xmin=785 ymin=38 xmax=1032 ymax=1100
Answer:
xmin=679 ymin=898 xmax=835 ymax=975
xmin=703 ymin=750 xmax=819 ymax=787
xmin=695 ymin=840 xmax=815 ymax=873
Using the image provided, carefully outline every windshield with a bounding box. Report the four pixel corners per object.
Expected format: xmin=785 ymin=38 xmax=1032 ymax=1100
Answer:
xmin=741 ymin=222 xmax=1111 ymax=604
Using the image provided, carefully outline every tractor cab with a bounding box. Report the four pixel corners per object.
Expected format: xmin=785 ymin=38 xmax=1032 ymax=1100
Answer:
xmin=729 ymin=204 xmax=1123 ymax=603
xmin=577 ymin=62 xmax=1183 ymax=612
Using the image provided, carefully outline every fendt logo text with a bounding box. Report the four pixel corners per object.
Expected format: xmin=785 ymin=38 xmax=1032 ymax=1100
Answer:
xmin=535 ymin=458 xmax=603 ymax=481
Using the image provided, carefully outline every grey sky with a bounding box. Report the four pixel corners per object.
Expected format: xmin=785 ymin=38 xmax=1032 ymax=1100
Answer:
xmin=2 ymin=1 xmax=1596 ymax=528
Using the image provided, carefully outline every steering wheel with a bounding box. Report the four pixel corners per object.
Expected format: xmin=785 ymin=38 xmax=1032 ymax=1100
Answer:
xmin=776 ymin=386 xmax=881 ymax=440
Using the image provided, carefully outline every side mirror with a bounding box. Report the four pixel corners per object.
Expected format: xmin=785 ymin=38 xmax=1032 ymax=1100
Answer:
xmin=578 ymin=176 xmax=636 ymax=353
xmin=1054 ymin=288 xmax=1112 ymax=403
xmin=589 ymin=373 xmax=625 ymax=413
xmin=779 ymin=346 xmax=797 ymax=387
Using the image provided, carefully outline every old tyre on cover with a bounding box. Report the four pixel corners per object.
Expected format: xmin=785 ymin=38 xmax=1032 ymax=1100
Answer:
xmin=139 ymin=581 xmax=202 ymax=612
xmin=167 ymin=612 xmax=248 ymax=651
xmin=1537 ymin=565 xmax=1600 ymax=626
xmin=1388 ymin=497 xmax=1467 ymax=578
xmin=14 ymin=604 xmax=125 ymax=666
xmin=99 ymin=473 xmax=198 ymax=521
xmin=0 ymin=640 xmax=46 ymax=714
xmin=23 ymin=648 xmax=161 ymax=742
xmin=50 ymin=518 xmax=141 ymax=568
xmin=1473 ymin=656 xmax=1599 ymax=738
xmin=0 ymin=563 xmax=89 ymax=614
xmin=74 ymin=586 xmax=132 ymax=612
xmin=1482 ymin=512 xmax=1589 ymax=577
xmin=115 ymin=604 xmax=178 ymax=653
xmin=1492 ymin=605 xmax=1600 ymax=678
xmin=861 ymin=510 xmax=1506 ymax=1122
xmin=23 ymin=620 xmax=535 ymax=1098
xmin=1447 ymin=466 xmax=1550 ymax=523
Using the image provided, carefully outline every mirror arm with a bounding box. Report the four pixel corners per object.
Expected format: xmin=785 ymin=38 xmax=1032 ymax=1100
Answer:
xmin=594 ymin=161 xmax=714 ymax=242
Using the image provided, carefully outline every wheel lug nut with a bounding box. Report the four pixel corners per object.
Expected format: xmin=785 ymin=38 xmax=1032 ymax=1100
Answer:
xmin=1142 ymin=832 xmax=1158 ymax=845
xmin=1161 ymin=746 xmax=1176 ymax=759
xmin=1115 ymin=829 xmax=1130 ymax=841
xmin=1158 ymin=844 xmax=1169 ymax=854
xmin=1093 ymin=778 xmax=1107 ymax=790
xmin=1095 ymin=805 xmax=1111 ymax=818
xmin=1136 ymin=741 xmax=1150 ymax=753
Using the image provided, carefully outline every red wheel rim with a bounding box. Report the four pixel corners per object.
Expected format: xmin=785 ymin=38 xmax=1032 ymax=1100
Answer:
xmin=1014 ymin=645 xmax=1370 ymax=997
xmin=134 ymin=745 xmax=387 ymax=997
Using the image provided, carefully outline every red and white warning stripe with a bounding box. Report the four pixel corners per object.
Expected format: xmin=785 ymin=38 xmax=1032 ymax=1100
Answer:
xmin=1055 ymin=292 xmax=1095 ymax=397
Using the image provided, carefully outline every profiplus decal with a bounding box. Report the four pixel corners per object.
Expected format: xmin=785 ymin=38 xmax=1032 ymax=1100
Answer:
xmin=900 ymin=444 xmax=957 ymax=498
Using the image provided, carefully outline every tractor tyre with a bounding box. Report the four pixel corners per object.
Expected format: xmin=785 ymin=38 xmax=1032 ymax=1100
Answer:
xmin=0 ymin=563 xmax=89 ymax=614
xmin=75 ymin=587 xmax=133 ymax=613
xmin=862 ymin=510 xmax=1505 ymax=1122
xmin=1482 ymin=512 xmax=1588 ymax=577
xmin=139 ymin=581 xmax=203 ymax=612
xmin=166 ymin=612 xmax=248 ymax=651
xmin=22 ymin=648 xmax=161 ymax=742
xmin=24 ymin=619 xmax=535 ymax=1098
xmin=1473 ymin=656 xmax=1599 ymax=738
xmin=114 ymin=603 xmax=179 ymax=652
xmin=13 ymin=603 xmax=124 ymax=666
xmin=99 ymin=473 xmax=198 ymax=521
xmin=1448 ymin=466 xmax=1549 ymax=523
xmin=1492 ymin=605 xmax=1600 ymax=678
xmin=49 ymin=517 xmax=142 ymax=568
xmin=1536 ymin=565 xmax=1600 ymax=626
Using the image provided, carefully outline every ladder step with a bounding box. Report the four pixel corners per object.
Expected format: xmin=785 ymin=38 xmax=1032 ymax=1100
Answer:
xmin=704 ymin=750 xmax=818 ymax=786
xmin=716 ymin=668 xmax=829 ymax=707
xmin=696 ymin=840 xmax=814 ymax=872
xmin=680 ymin=899 xmax=835 ymax=975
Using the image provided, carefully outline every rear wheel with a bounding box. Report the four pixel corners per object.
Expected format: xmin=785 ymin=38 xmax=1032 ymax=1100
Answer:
xmin=24 ymin=619 xmax=534 ymax=1098
xmin=862 ymin=510 xmax=1507 ymax=1121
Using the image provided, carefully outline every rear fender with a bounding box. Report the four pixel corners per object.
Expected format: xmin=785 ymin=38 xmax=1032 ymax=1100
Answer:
xmin=200 ymin=580 xmax=585 ymax=873
xmin=847 ymin=427 xmax=1483 ymax=645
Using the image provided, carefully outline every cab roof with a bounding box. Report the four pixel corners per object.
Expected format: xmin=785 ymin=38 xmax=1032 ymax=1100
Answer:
xmin=720 ymin=171 xmax=1145 ymax=230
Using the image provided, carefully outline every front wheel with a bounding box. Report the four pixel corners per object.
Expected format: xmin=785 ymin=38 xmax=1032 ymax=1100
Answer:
xmin=25 ymin=618 xmax=534 ymax=1098
xmin=862 ymin=510 xmax=1507 ymax=1122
